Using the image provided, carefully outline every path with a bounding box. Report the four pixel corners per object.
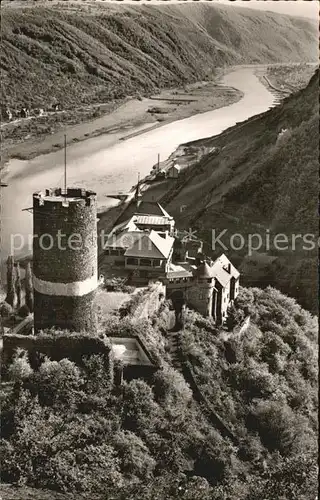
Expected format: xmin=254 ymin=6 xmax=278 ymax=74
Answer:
xmin=166 ymin=311 xmax=239 ymax=445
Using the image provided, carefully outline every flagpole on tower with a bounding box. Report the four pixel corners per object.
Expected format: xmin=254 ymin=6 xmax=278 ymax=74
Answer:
xmin=64 ymin=134 xmax=67 ymax=195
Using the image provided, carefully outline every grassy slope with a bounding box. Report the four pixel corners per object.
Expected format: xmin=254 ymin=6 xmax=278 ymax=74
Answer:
xmin=168 ymin=69 xmax=318 ymax=313
xmin=1 ymin=3 xmax=318 ymax=111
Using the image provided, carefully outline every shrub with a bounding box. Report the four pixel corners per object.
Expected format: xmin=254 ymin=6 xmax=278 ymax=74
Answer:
xmin=0 ymin=302 xmax=13 ymax=318
xmin=8 ymin=349 xmax=33 ymax=382
xmin=17 ymin=304 xmax=30 ymax=318
xmin=226 ymin=304 xmax=244 ymax=331
xmin=29 ymin=358 xmax=84 ymax=407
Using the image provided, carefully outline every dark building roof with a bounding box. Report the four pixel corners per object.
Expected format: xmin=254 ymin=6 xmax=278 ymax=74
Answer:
xmin=114 ymin=200 xmax=171 ymax=227
xmin=136 ymin=202 xmax=171 ymax=218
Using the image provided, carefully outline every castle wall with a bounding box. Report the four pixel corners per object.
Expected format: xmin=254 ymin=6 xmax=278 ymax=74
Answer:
xmin=34 ymin=290 xmax=96 ymax=333
xmin=186 ymin=280 xmax=213 ymax=317
xmin=220 ymin=284 xmax=230 ymax=323
xmin=132 ymin=282 xmax=166 ymax=319
xmin=2 ymin=332 xmax=113 ymax=374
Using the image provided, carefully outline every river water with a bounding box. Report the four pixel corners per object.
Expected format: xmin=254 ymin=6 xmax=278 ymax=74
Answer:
xmin=0 ymin=67 xmax=275 ymax=262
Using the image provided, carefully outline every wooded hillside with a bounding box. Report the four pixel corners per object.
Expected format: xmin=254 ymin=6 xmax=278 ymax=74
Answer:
xmin=1 ymin=2 xmax=318 ymax=110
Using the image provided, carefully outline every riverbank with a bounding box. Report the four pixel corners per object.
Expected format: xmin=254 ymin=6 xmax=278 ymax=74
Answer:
xmin=0 ymin=73 xmax=242 ymax=171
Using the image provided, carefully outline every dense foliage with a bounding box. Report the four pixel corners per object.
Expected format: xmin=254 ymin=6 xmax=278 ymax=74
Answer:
xmin=1 ymin=288 xmax=318 ymax=499
xmin=1 ymin=3 xmax=317 ymax=112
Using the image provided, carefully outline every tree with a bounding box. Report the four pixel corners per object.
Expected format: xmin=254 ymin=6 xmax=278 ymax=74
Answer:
xmin=0 ymin=301 xmax=13 ymax=318
xmin=226 ymin=304 xmax=244 ymax=331
xmin=25 ymin=262 xmax=33 ymax=312
xmin=18 ymin=304 xmax=30 ymax=318
xmin=5 ymin=255 xmax=16 ymax=308
xmin=8 ymin=349 xmax=33 ymax=383
xmin=112 ymin=430 xmax=156 ymax=479
xmin=121 ymin=379 xmax=159 ymax=433
xmin=248 ymin=450 xmax=318 ymax=500
xmin=250 ymin=400 xmax=303 ymax=455
xmin=30 ymin=358 xmax=84 ymax=408
xmin=15 ymin=262 xmax=22 ymax=309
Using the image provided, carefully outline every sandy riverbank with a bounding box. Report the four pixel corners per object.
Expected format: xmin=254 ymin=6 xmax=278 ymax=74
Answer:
xmin=1 ymin=74 xmax=242 ymax=171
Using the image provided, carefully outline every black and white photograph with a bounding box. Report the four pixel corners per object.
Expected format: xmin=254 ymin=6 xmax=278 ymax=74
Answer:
xmin=0 ymin=0 xmax=318 ymax=498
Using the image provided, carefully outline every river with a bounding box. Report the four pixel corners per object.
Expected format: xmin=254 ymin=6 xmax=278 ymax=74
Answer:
xmin=0 ymin=67 xmax=275 ymax=263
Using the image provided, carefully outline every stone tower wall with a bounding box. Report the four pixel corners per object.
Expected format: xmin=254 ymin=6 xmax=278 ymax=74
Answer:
xmin=33 ymin=188 xmax=97 ymax=333
xmin=186 ymin=279 xmax=214 ymax=317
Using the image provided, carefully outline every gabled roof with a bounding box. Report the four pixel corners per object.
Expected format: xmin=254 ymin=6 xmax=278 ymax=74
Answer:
xmin=194 ymin=255 xmax=240 ymax=286
xmin=212 ymin=254 xmax=240 ymax=279
xmin=105 ymin=230 xmax=143 ymax=249
xmin=114 ymin=199 xmax=172 ymax=226
xmin=135 ymin=201 xmax=172 ymax=218
xmin=125 ymin=230 xmax=174 ymax=259
xmin=167 ymin=262 xmax=196 ymax=279
xmin=211 ymin=265 xmax=232 ymax=288
xmin=109 ymin=217 xmax=139 ymax=236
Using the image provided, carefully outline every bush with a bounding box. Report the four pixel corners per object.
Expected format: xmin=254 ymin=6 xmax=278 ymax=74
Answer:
xmin=8 ymin=349 xmax=33 ymax=382
xmin=0 ymin=302 xmax=13 ymax=318
xmin=29 ymin=357 xmax=84 ymax=407
xmin=17 ymin=304 xmax=30 ymax=318
xmin=226 ymin=304 xmax=245 ymax=331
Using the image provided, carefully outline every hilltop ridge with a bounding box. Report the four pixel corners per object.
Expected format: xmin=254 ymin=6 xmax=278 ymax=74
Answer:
xmin=1 ymin=2 xmax=318 ymax=112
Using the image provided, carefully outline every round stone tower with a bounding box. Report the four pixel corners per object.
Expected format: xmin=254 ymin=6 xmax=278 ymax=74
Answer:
xmin=190 ymin=260 xmax=215 ymax=317
xmin=33 ymin=188 xmax=97 ymax=333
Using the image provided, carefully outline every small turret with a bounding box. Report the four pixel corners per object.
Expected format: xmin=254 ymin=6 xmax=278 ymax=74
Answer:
xmin=186 ymin=259 xmax=215 ymax=317
xmin=195 ymin=260 xmax=214 ymax=280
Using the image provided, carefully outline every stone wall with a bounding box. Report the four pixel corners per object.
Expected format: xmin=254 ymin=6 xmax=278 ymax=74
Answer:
xmin=2 ymin=332 xmax=113 ymax=374
xmin=132 ymin=282 xmax=166 ymax=319
xmin=186 ymin=281 xmax=213 ymax=318
xmin=34 ymin=290 xmax=97 ymax=333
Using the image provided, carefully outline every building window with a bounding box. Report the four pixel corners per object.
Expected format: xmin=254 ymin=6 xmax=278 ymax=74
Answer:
xmin=126 ymin=257 xmax=138 ymax=266
xmin=140 ymin=258 xmax=152 ymax=267
xmin=153 ymin=259 xmax=161 ymax=267
xmin=110 ymin=249 xmax=119 ymax=256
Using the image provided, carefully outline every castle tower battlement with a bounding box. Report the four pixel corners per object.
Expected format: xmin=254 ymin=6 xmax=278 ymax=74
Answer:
xmin=33 ymin=187 xmax=98 ymax=333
